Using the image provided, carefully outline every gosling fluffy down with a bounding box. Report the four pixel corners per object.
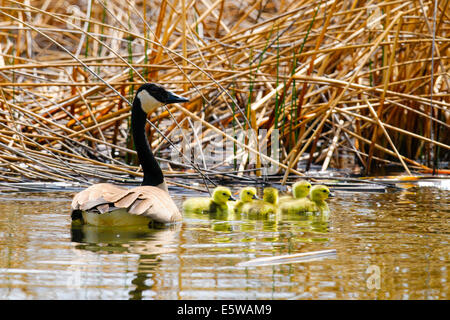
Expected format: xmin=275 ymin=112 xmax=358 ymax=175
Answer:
xmin=241 ymin=187 xmax=279 ymax=216
xmin=232 ymin=187 xmax=259 ymax=213
xmin=279 ymin=185 xmax=331 ymax=214
xmin=279 ymin=180 xmax=312 ymax=203
xmin=182 ymin=186 xmax=235 ymax=214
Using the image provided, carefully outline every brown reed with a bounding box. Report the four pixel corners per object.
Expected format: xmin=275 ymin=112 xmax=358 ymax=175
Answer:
xmin=0 ymin=0 xmax=448 ymax=187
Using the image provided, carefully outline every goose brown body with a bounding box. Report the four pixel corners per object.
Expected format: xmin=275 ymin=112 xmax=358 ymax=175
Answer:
xmin=71 ymin=183 xmax=181 ymax=225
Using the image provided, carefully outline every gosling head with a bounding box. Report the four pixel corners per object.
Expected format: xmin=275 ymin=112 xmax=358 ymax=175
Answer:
xmin=212 ymin=186 xmax=235 ymax=204
xmin=239 ymin=187 xmax=259 ymax=203
xmin=263 ymin=187 xmax=279 ymax=205
xmin=310 ymin=185 xmax=330 ymax=201
xmin=135 ymin=83 xmax=189 ymax=114
xmin=292 ymin=180 xmax=312 ymax=199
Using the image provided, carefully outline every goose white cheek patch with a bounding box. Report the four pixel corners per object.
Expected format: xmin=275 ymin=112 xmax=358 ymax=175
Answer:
xmin=137 ymin=90 xmax=163 ymax=113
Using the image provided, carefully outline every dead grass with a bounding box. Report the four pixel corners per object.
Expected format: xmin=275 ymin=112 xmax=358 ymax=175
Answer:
xmin=0 ymin=0 xmax=448 ymax=185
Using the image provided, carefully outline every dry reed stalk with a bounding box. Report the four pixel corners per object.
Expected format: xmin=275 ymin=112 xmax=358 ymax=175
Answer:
xmin=0 ymin=0 xmax=447 ymax=186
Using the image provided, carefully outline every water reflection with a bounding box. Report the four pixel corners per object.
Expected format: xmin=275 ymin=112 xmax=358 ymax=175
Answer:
xmin=182 ymin=205 xmax=332 ymax=270
xmin=70 ymin=223 xmax=180 ymax=300
xmin=184 ymin=209 xmax=329 ymax=237
xmin=71 ymin=223 xmax=180 ymax=255
xmin=0 ymin=185 xmax=448 ymax=299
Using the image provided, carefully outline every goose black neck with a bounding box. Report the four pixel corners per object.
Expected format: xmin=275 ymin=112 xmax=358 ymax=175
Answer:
xmin=131 ymin=98 xmax=164 ymax=187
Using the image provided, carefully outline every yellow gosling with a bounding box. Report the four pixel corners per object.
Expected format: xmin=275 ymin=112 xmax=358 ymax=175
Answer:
xmin=279 ymin=185 xmax=331 ymax=214
xmin=241 ymin=187 xmax=279 ymax=216
xmin=183 ymin=186 xmax=235 ymax=214
xmin=279 ymin=180 xmax=312 ymax=203
xmin=233 ymin=187 xmax=259 ymax=213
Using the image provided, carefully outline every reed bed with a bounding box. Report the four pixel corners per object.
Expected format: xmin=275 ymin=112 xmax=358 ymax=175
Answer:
xmin=0 ymin=0 xmax=448 ymax=187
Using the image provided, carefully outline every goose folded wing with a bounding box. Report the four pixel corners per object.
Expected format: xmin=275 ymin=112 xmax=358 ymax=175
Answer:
xmin=71 ymin=184 xmax=181 ymax=223
xmin=71 ymin=183 xmax=127 ymax=211
xmin=125 ymin=186 xmax=182 ymax=223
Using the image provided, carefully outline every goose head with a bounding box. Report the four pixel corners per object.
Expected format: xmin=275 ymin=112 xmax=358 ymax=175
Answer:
xmin=292 ymin=180 xmax=312 ymax=199
xmin=310 ymin=185 xmax=331 ymax=201
xmin=212 ymin=186 xmax=235 ymax=205
xmin=131 ymin=84 xmax=189 ymax=190
xmin=135 ymin=83 xmax=189 ymax=114
xmin=239 ymin=187 xmax=259 ymax=203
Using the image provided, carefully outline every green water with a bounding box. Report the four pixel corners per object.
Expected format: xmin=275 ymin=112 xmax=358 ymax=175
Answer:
xmin=0 ymin=182 xmax=448 ymax=299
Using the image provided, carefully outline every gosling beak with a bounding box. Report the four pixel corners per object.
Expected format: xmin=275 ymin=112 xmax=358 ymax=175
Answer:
xmin=228 ymin=195 xmax=236 ymax=201
xmin=165 ymin=91 xmax=190 ymax=104
xmin=252 ymin=194 xmax=260 ymax=200
xmin=328 ymin=192 xmax=335 ymax=198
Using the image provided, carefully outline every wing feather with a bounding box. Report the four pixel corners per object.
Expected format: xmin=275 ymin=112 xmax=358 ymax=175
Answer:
xmin=129 ymin=198 xmax=153 ymax=215
xmin=114 ymin=191 xmax=141 ymax=208
xmin=80 ymin=197 xmax=108 ymax=211
xmin=103 ymin=189 xmax=131 ymax=203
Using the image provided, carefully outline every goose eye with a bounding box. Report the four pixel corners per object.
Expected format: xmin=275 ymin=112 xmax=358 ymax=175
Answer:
xmin=247 ymin=192 xmax=251 ymax=195
xmin=223 ymin=193 xmax=227 ymax=196
xmin=307 ymin=185 xmax=310 ymax=188
xmin=323 ymin=190 xmax=327 ymax=193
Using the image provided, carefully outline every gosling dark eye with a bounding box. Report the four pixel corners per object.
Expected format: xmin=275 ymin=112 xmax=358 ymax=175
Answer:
xmin=307 ymin=186 xmax=310 ymax=188
xmin=323 ymin=190 xmax=327 ymax=193
xmin=247 ymin=192 xmax=251 ymax=195
xmin=223 ymin=193 xmax=227 ymax=196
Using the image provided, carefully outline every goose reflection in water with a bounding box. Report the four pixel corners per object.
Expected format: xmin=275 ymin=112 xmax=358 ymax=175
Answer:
xmin=70 ymin=224 xmax=180 ymax=300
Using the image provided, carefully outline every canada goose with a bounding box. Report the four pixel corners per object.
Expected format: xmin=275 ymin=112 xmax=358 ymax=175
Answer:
xmin=182 ymin=186 xmax=236 ymax=214
xmin=71 ymin=83 xmax=189 ymax=227
xmin=279 ymin=180 xmax=311 ymax=203
xmin=241 ymin=187 xmax=279 ymax=216
xmin=279 ymin=185 xmax=331 ymax=214
xmin=232 ymin=187 xmax=259 ymax=213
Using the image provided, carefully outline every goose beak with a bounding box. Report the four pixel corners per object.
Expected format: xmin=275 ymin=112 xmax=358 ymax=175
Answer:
xmin=228 ymin=195 xmax=236 ymax=201
xmin=165 ymin=91 xmax=189 ymax=104
xmin=328 ymin=192 xmax=335 ymax=198
xmin=252 ymin=194 xmax=260 ymax=200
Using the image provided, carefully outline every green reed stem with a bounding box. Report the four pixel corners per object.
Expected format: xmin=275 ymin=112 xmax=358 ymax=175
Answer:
xmin=97 ymin=2 xmax=107 ymax=74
